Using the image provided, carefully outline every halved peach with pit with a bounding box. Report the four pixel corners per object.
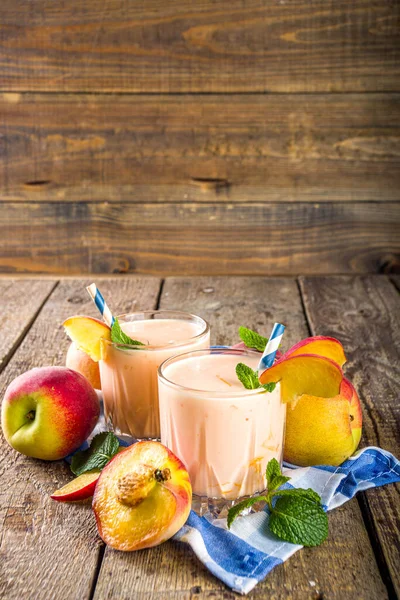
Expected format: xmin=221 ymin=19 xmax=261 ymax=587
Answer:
xmin=92 ymin=441 xmax=192 ymax=551
xmin=63 ymin=316 xmax=111 ymax=362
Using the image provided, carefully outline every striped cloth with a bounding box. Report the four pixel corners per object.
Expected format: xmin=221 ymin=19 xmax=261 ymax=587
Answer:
xmin=174 ymin=447 xmax=400 ymax=594
xmin=70 ymin=400 xmax=400 ymax=595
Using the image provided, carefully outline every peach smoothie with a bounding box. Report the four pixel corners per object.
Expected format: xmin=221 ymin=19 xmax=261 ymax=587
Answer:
xmin=158 ymin=349 xmax=285 ymax=501
xmin=99 ymin=312 xmax=210 ymax=440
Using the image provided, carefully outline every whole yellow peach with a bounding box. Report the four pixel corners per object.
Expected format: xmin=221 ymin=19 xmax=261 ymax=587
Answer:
xmin=284 ymin=378 xmax=362 ymax=466
xmin=66 ymin=342 xmax=101 ymax=390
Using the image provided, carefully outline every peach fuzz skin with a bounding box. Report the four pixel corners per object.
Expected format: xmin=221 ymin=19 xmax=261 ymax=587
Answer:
xmin=66 ymin=342 xmax=101 ymax=390
xmin=1 ymin=367 xmax=100 ymax=461
xmin=63 ymin=316 xmax=111 ymax=362
xmin=284 ymin=377 xmax=362 ymax=467
xmin=92 ymin=441 xmax=192 ymax=551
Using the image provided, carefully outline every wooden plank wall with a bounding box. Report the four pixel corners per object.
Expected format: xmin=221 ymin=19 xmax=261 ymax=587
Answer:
xmin=0 ymin=0 xmax=399 ymax=275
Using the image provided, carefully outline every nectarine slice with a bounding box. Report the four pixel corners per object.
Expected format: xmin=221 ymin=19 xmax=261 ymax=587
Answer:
xmin=259 ymin=354 xmax=343 ymax=404
xmin=51 ymin=471 xmax=100 ymax=502
xmin=283 ymin=336 xmax=346 ymax=367
xmin=63 ymin=316 xmax=111 ymax=362
xmin=92 ymin=441 xmax=192 ymax=551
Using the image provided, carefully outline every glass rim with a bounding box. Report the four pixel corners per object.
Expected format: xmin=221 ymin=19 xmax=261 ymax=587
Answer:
xmin=102 ymin=309 xmax=210 ymax=351
xmin=158 ymin=347 xmax=277 ymax=396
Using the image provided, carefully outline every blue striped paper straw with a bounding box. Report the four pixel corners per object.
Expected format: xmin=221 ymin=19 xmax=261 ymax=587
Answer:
xmin=86 ymin=283 xmax=115 ymax=327
xmin=258 ymin=322 xmax=285 ymax=374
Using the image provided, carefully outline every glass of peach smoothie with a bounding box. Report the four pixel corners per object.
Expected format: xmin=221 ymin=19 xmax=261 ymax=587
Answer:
xmin=158 ymin=348 xmax=286 ymax=515
xmin=99 ymin=311 xmax=210 ymax=440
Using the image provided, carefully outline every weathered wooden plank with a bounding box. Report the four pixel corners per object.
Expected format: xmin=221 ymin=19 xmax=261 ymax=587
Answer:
xmin=390 ymin=275 xmax=400 ymax=292
xmin=0 ymin=202 xmax=399 ymax=276
xmin=93 ymin=277 xmax=388 ymax=600
xmin=0 ymin=1 xmax=399 ymax=92
xmin=0 ymin=279 xmax=57 ymax=372
xmin=0 ymin=277 xmax=162 ymax=600
xmin=299 ymin=275 xmax=400 ymax=598
xmin=1 ymin=93 xmax=400 ymax=203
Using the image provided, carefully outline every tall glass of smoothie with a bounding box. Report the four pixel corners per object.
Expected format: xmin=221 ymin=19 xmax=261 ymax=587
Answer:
xmin=158 ymin=348 xmax=285 ymax=515
xmin=99 ymin=311 xmax=210 ymax=440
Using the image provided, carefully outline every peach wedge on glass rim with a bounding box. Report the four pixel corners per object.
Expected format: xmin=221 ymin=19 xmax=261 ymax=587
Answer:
xmin=259 ymin=353 xmax=343 ymax=404
xmin=92 ymin=441 xmax=192 ymax=551
xmin=283 ymin=336 xmax=346 ymax=368
xmin=63 ymin=316 xmax=111 ymax=362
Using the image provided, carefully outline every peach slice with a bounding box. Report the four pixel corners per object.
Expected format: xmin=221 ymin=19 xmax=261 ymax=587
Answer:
xmin=51 ymin=471 xmax=100 ymax=502
xmin=92 ymin=441 xmax=192 ymax=551
xmin=259 ymin=354 xmax=343 ymax=404
xmin=63 ymin=316 xmax=111 ymax=362
xmin=283 ymin=336 xmax=346 ymax=367
xmin=284 ymin=377 xmax=363 ymax=466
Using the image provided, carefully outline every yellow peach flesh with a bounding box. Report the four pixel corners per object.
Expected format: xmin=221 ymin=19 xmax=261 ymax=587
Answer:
xmin=286 ymin=337 xmax=347 ymax=367
xmin=92 ymin=441 xmax=192 ymax=551
xmin=259 ymin=354 xmax=343 ymax=404
xmin=63 ymin=316 xmax=111 ymax=362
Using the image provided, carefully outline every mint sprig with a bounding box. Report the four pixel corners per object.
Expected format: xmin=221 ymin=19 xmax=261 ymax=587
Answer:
xmin=236 ymin=363 xmax=277 ymax=393
xmin=111 ymin=318 xmax=144 ymax=347
xmin=71 ymin=432 xmax=120 ymax=476
xmin=239 ymin=326 xmax=268 ymax=352
xmin=227 ymin=458 xmax=328 ymax=547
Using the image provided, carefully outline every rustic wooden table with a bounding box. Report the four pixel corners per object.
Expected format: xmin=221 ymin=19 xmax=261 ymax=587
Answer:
xmin=0 ymin=276 xmax=399 ymax=600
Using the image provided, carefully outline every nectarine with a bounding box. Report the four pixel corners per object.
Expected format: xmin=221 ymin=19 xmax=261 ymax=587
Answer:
xmin=1 ymin=367 xmax=100 ymax=460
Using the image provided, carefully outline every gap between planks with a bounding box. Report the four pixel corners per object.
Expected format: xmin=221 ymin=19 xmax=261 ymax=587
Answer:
xmin=0 ymin=280 xmax=59 ymax=376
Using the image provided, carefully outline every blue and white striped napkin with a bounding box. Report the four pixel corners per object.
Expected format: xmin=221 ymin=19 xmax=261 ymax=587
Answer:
xmin=174 ymin=447 xmax=400 ymax=594
xmin=70 ymin=400 xmax=400 ymax=595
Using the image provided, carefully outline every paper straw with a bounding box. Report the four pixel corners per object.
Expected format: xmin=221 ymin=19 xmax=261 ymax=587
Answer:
xmin=86 ymin=283 xmax=115 ymax=327
xmin=258 ymin=322 xmax=285 ymax=374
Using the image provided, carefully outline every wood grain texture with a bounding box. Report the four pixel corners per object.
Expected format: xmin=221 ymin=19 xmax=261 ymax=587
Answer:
xmin=0 ymin=202 xmax=399 ymax=275
xmin=93 ymin=277 xmax=388 ymax=600
xmin=0 ymin=277 xmax=161 ymax=600
xmin=0 ymin=0 xmax=399 ymax=92
xmin=0 ymin=279 xmax=56 ymax=372
xmin=1 ymin=93 xmax=400 ymax=203
xmin=299 ymin=275 xmax=400 ymax=598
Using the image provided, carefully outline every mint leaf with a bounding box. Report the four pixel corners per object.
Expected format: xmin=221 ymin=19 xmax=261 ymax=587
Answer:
xmin=262 ymin=382 xmax=277 ymax=393
xmin=268 ymin=475 xmax=291 ymax=491
xmin=238 ymin=327 xmax=268 ymax=352
xmin=235 ymin=363 xmax=260 ymax=390
xmin=227 ymin=496 xmax=269 ymax=529
xmin=266 ymin=458 xmax=282 ymax=487
xmin=269 ymin=496 xmax=328 ymax=547
xmin=236 ymin=363 xmax=277 ymax=394
xmin=271 ymin=488 xmax=322 ymax=504
xmin=111 ymin=318 xmax=144 ymax=347
xmin=71 ymin=432 xmax=120 ymax=476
